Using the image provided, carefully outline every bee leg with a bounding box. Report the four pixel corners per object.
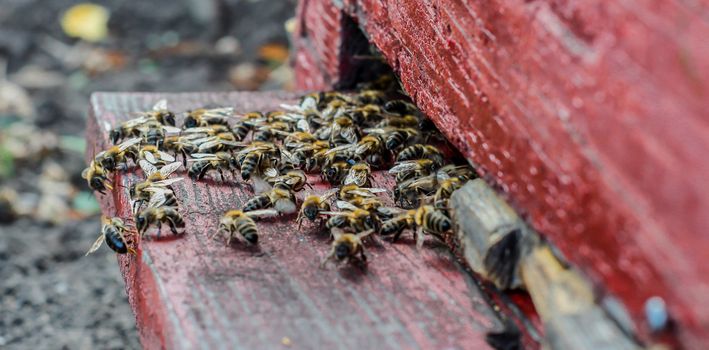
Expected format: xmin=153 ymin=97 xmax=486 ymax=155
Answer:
xmin=167 ymin=219 xmax=180 ymax=235
xmin=359 ymin=247 xmax=368 ymax=262
xmin=320 ymin=250 xmax=335 ymax=269
xmin=226 ymin=233 xmax=233 ymax=246
xmin=415 ymin=227 xmax=425 ymax=250
xmin=429 ymin=232 xmax=446 ymax=242
xmin=218 ymin=168 xmax=225 ymax=182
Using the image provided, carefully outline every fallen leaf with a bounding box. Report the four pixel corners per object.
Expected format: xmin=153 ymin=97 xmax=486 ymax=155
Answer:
xmin=60 ymin=3 xmax=110 ymax=42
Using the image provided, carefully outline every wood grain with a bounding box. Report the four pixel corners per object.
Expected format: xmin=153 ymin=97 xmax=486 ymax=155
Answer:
xmin=87 ymin=92 xmax=520 ymax=350
xmin=294 ymin=1 xmax=709 ymax=347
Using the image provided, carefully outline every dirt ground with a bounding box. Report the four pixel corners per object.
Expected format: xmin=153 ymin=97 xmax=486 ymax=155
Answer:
xmin=0 ymin=0 xmax=295 ymax=348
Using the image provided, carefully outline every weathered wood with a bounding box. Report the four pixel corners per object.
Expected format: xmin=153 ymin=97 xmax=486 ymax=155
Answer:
xmin=87 ymin=91 xmax=529 ymax=350
xmin=451 ymin=180 xmax=638 ymax=349
xmin=294 ymin=1 xmax=709 ymax=347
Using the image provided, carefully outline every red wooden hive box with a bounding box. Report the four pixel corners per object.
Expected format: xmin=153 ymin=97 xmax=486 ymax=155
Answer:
xmin=293 ymin=0 xmax=709 ymax=348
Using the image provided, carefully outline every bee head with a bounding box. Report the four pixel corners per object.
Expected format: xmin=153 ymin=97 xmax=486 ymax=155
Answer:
xmin=304 ymin=206 xmax=319 ymax=221
xmin=109 ymin=129 xmax=122 ymax=144
xmin=335 ymin=243 xmax=351 ymax=260
xmin=135 ymin=214 xmax=148 ymax=234
xmin=162 ymin=112 xmax=176 ymax=126
xmin=183 ymin=116 xmax=198 ymax=129
xmin=90 ymin=177 xmax=105 ymax=191
xmin=100 ymin=157 xmax=115 ymax=171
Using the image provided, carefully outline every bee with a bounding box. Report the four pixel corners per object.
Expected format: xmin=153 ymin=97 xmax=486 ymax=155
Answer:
xmin=135 ymin=206 xmax=185 ymax=236
xmin=284 ymin=131 xmax=317 ymax=150
xmin=375 ymin=114 xmax=419 ymax=128
xmin=389 ymin=159 xmax=437 ymax=183
xmin=343 ymin=162 xmax=371 ymax=187
xmin=320 ymin=228 xmax=373 ymax=268
xmin=263 ymin=168 xmax=309 ymax=192
xmin=322 ymin=208 xmax=380 ymax=232
xmin=194 ymin=132 xmax=243 ymax=153
xmin=187 ymin=152 xmax=237 ymax=181
xmin=354 ymin=135 xmax=385 ymax=158
xmin=363 ymin=127 xmax=419 ymax=150
xmin=382 ymin=99 xmax=418 ymax=115
xmin=243 ymin=187 xmax=297 ymax=214
xmin=231 ymin=112 xmax=265 ymax=141
xmin=330 ymin=116 xmax=360 ymax=144
xmin=86 ymin=217 xmax=136 ymax=255
xmin=253 ymin=121 xmax=292 ymax=142
xmin=413 ymin=205 xmax=452 ymax=248
xmin=396 ymin=144 xmax=444 ymax=167
xmin=433 ymin=177 xmax=463 ymax=208
xmin=380 ymin=210 xmax=416 ymax=241
xmin=355 ymin=90 xmax=386 ymax=105
xmin=108 ymin=100 xmax=175 ymax=143
xmin=322 ymin=161 xmax=351 ymax=185
xmin=337 ymin=184 xmax=387 ymax=201
xmin=236 ymin=142 xmax=280 ymax=181
xmin=437 ymin=164 xmax=477 ymax=182
xmin=82 ymin=161 xmax=112 ymax=194
xmin=94 ymin=137 xmax=141 ymax=171
xmin=139 ymin=144 xmax=177 ymax=166
xmin=394 ymin=174 xmax=439 ymax=208
xmin=350 ymin=104 xmax=384 ymax=125
xmin=296 ymin=191 xmax=335 ymax=228
xmin=162 ymin=136 xmax=198 ymax=165
xmin=183 ymin=107 xmax=234 ymax=128
xmin=213 ymin=210 xmax=260 ymax=245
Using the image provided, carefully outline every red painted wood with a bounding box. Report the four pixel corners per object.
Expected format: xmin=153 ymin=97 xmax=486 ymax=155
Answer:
xmin=86 ymin=92 xmax=528 ymax=349
xmin=293 ymin=0 xmax=709 ymax=348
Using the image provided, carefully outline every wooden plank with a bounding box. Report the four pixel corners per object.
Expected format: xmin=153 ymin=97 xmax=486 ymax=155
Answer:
xmin=293 ymin=0 xmax=709 ymax=347
xmin=86 ymin=91 xmax=518 ymax=349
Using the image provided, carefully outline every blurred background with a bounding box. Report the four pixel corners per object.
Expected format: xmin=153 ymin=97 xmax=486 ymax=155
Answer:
xmin=0 ymin=0 xmax=295 ymax=348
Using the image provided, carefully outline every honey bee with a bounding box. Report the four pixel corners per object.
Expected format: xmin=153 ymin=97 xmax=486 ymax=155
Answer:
xmin=343 ymin=162 xmax=371 ymax=187
xmin=243 ymin=187 xmax=297 ymax=214
xmin=363 ymin=127 xmax=418 ymax=150
xmin=322 ymin=208 xmax=380 ymax=232
xmin=375 ymin=114 xmax=419 ymax=128
xmin=354 ymin=90 xmax=386 ymax=105
xmin=354 ymin=135 xmax=385 ymax=158
xmin=396 ymin=144 xmax=444 ymax=167
xmin=389 ymin=159 xmax=437 ymax=183
xmin=320 ymin=228 xmax=373 ymax=268
xmin=187 ymin=152 xmax=237 ymax=181
xmin=235 ymin=142 xmax=280 ymax=181
xmin=262 ymin=168 xmax=309 ymax=192
xmin=231 ymin=112 xmax=265 ymax=141
xmin=433 ymin=177 xmax=463 ymax=208
xmin=213 ymin=210 xmax=260 ymax=245
xmin=139 ymin=144 xmax=177 ymax=166
xmin=194 ymin=132 xmax=243 ymax=153
xmin=183 ymin=107 xmax=234 ymax=128
xmin=253 ymin=121 xmax=292 ymax=142
xmin=437 ymin=164 xmax=477 ymax=182
xmin=394 ymin=174 xmax=439 ymax=208
xmin=296 ymin=191 xmax=335 ymax=228
xmin=161 ymin=135 xmax=198 ymax=165
xmin=330 ymin=116 xmax=360 ymax=144
xmin=337 ymin=184 xmax=387 ymax=201
xmin=380 ymin=210 xmax=416 ymax=241
xmin=108 ymin=100 xmax=175 ymax=143
xmin=413 ymin=205 xmax=452 ymax=248
xmin=130 ymin=178 xmax=183 ymax=214
xmin=86 ymin=217 xmax=135 ymax=255
xmin=336 ymin=197 xmax=383 ymax=213
xmin=322 ymin=161 xmax=351 ymax=185
xmin=82 ymin=160 xmax=112 ymax=194
xmin=382 ymin=99 xmax=418 ymax=115
xmin=94 ymin=137 xmax=141 ymax=171
xmin=284 ymin=131 xmax=317 ymax=150
xmin=135 ymin=206 xmax=185 ymax=236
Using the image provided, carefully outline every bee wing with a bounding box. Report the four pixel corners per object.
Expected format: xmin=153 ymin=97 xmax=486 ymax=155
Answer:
xmin=162 ymin=125 xmax=182 ymax=134
xmin=122 ymin=116 xmax=152 ymax=128
xmin=279 ymin=103 xmax=302 ymax=112
xmin=263 ymin=167 xmax=279 ymax=178
xmin=344 ymin=169 xmax=368 ymax=186
xmin=81 ymin=167 xmax=90 ymax=179
xmin=198 ymin=140 xmax=221 ymax=151
xmin=319 ymin=211 xmax=345 ymax=216
xmin=152 ymin=178 xmax=184 ymax=186
xmin=182 ymin=127 xmax=213 ymax=134
xmin=377 ymin=206 xmax=405 ymax=216
xmin=159 ymin=162 xmax=182 ymax=177
xmin=189 ymin=153 xmax=219 ymax=159
xmin=340 ymin=127 xmax=358 ymax=142
xmin=435 ymin=169 xmax=451 ymax=182
xmin=296 ymin=119 xmax=311 ymax=133
xmin=152 ymin=99 xmax=168 ymax=111
xmin=336 ymin=200 xmax=359 ymax=211
xmin=147 ymin=191 xmax=167 ymax=208
xmin=144 ymin=151 xmax=159 ymax=164
xmin=324 ymin=143 xmax=354 ymax=155
xmin=245 ymin=209 xmax=279 ymax=218
xmin=202 ymin=107 xmax=234 ymax=117
xmin=252 ymin=176 xmax=273 ymax=194
xmin=388 ymin=161 xmax=420 ymax=174
xmin=280 ymin=149 xmax=299 ymax=166
xmin=118 ymin=137 xmax=142 ymax=151
xmin=274 ymin=199 xmax=297 ymax=214
xmin=157 ymin=150 xmax=176 ymax=162
xmin=85 ymin=233 xmax=106 ymax=256
xmin=321 ymin=189 xmax=338 ymax=200
xmin=139 ymin=159 xmax=158 ymax=176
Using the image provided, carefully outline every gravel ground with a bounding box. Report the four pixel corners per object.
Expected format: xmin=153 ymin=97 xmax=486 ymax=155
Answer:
xmin=0 ymin=0 xmax=295 ymax=348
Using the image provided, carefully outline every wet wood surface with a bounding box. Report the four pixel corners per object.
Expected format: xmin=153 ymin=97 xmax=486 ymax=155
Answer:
xmin=86 ymin=91 xmax=522 ymax=350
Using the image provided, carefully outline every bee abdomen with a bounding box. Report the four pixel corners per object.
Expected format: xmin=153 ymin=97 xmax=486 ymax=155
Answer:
xmin=243 ymin=195 xmax=270 ymax=212
xmin=426 ymin=210 xmax=452 ymax=233
xmin=104 ymin=227 xmax=128 ymax=254
xmin=326 ymin=215 xmax=348 ymax=229
xmin=386 ymin=131 xmax=406 ymax=150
